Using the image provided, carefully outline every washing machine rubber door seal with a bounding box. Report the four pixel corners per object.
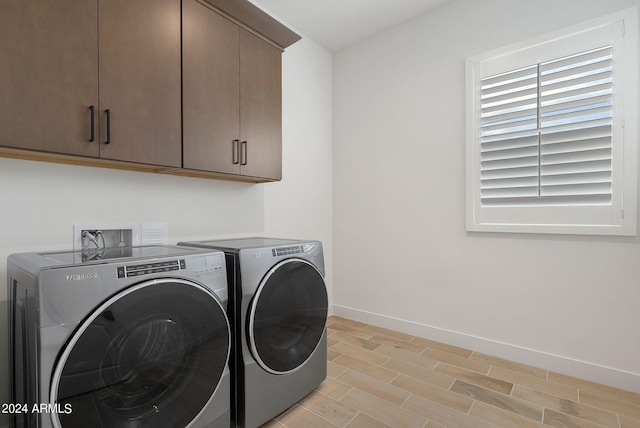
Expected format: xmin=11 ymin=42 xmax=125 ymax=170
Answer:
xmin=50 ymin=278 xmax=230 ymax=428
xmin=248 ymin=258 xmax=328 ymax=375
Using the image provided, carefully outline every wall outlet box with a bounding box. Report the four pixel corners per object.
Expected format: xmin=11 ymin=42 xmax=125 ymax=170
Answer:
xmin=73 ymin=223 xmax=140 ymax=250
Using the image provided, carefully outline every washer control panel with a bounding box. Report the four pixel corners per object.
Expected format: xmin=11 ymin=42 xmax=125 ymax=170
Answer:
xmin=117 ymin=259 xmax=185 ymax=278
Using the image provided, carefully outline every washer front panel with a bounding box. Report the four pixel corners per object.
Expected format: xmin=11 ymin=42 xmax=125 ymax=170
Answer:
xmin=50 ymin=278 xmax=230 ymax=428
xmin=248 ymin=258 xmax=328 ymax=374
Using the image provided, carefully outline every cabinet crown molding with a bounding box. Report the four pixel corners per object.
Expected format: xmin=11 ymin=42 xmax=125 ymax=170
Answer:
xmin=201 ymin=0 xmax=301 ymax=49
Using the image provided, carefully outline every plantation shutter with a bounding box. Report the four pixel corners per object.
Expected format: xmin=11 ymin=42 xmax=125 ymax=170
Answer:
xmin=467 ymin=9 xmax=637 ymax=236
xmin=479 ymin=46 xmax=613 ymax=207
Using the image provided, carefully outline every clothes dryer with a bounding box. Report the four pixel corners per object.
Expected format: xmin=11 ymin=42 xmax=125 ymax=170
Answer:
xmin=8 ymin=245 xmax=231 ymax=428
xmin=178 ymin=238 xmax=328 ymax=428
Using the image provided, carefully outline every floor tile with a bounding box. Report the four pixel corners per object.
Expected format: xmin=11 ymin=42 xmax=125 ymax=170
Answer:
xmin=315 ymin=377 xmax=352 ymax=401
xmin=620 ymin=415 xmax=640 ymax=428
xmin=368 ymin=333 xmax=426 ymax=354
xmin=542 ymin=408 xmax=607 ymax=428
xmin=410 ymin=336 xmax=473 ymax=358
xmin=579 ymin=389 xmax=640 ymax=420
xmin=333 ymin=354 xmax=397 ymax=383
xmin=383 ymin=358 xmax=454 ymax=389
xmin=374 ymin=344 xmax=439 ymax=370
xmin=332 ymin=342 xmax=389 ymax=366
xmin=298 ymin=391 xmax=359 ymax=427
xmin=344 ymin=412 xmax=392 ymax=428
xmin=512 ymin=384 xmax=619 ymax=428
xmin=488 ymin=366 xmax=579 ymax=401
xmin=402 ymin=393 xmax=496 ymax=428
xmin=362 ymin=324 xmax=415 ymax=342
xmin=469 ymin=401 xmax=547 ymax=428
xmin=337 ymin=369 xmax=411 ymax=406
xmin=435 ymin=363 xmax=513 ymax=394
xmin=261 ymin=317 xmax=640 ymax=428
xmin=450 ymin=380 xmax=542 ymax=421
xmin=425 ymin=422 xmax=447 ymax=428
xmin=327 ymin=348 xmax=342 ymax=361
xmin=328 ymin=323 xmax=376 ymax=340
xmin=276 ymin=404 xmax=338 ymax=428
xmin=471 ymin=352 xmax=547 ymax=379
xmin=330 ymin=331 xmax=381 ymax=351
xmin=391 ymin=374 xmax=473 ymax=413
xmin=340 ymin=388 xmax=428 ymax=428
xmin=548 ymin=371 xmax=640 ymax=405
xmin=327 ymin=316 xmax=369 ymax=330
xmin=424 ymin=348 xmax=491 ymax=374
xmin=261 ymin=418 xmax=287 ymax=428
xmin=327 ymin=360 xmax=348 ymax=379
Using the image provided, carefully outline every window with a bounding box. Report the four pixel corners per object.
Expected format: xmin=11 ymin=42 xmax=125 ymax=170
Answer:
xmin=466 ymin=8 xmax=637 ymax=236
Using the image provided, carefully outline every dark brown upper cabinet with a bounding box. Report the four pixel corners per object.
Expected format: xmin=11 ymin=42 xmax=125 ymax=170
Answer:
xmin=239 ymin=30 xmax=283 ymax=180
xmin=0 ymin=0 xmax=100 ymax=158
xmin=183 ymin=0 xmax=241 ymax=176
xmin=183 ymin=0 xmax=285 ymax=181
xmin=0 ymin=0 xmax=182 ymax=168
xmin=98 ymin=0 xmax=182 ymax=167
xmin=0 ymin=0 xmax=299 ymax=182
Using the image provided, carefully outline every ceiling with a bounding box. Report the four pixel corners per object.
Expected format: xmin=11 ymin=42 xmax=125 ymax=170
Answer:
xmin=250 ymin=0 xmax=452 ymax=52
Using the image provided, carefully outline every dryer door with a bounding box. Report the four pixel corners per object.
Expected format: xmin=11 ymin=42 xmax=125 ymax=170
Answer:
xmin=248 ymin=258 xmax=328 ymax=374
xmin=50 ymin=278 xmax=230 ymax=428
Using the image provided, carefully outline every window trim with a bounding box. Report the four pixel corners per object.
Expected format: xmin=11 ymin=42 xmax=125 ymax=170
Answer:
xmin=466 ymin=7 xmax=638 ymax=236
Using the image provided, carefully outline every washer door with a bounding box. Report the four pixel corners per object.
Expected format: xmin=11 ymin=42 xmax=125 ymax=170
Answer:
xmin=50 ymin=279 xmax=230 ymax=428
xmin=248 ymin=258 xmax=328 ymax=374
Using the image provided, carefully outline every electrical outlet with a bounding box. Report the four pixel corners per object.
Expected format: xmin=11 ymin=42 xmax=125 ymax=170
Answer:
xmin=73 ymin=223 xmax=139 ymax=250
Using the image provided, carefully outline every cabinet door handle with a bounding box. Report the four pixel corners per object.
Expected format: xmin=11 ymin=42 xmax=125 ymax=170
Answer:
xmin=233 ymin=139 xmax=240 ymax=164
xmin=105 ymin=109 xmax=111 ymax=144
xmin=241 ymin=141 xmax=248 ymax=165
xmin=89 ymin=105 xmax=95 ymax=142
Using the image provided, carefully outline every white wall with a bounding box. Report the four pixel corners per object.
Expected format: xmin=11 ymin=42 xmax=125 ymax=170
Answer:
xmin=333 ymin=0 xmax=640 ymax=392
xmin=0 ymin=35 xmax=332 ymax=426
xmin=265 ymin=37 xmax=334 ymax=304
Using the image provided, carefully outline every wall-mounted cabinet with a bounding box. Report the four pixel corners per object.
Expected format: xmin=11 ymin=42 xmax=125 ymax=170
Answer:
xmin=98 ymin=0 xmax=182 ymax=167
xmin=0 ymin=0 xmax=99 ymax=158
xmin=239 ymin=30 xmax=283 ymax=180
xmin=0 ymin=0 xmax=182 ymax=168
xmin=183 ymin=0 xmax=282 ymax=180
xmin=0 ymin=0 xmax=299 ymax=182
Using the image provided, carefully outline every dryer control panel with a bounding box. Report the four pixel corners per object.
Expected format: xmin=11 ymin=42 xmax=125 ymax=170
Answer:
xmin=272 ymin=246 xmax=303 ymax=257
xmin=194 ymin=254 xmax=225 ymax=276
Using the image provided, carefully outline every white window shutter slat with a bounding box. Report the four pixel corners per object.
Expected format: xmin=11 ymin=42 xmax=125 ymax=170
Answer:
xmin=478 ymin=43 xmax=614 ymax=207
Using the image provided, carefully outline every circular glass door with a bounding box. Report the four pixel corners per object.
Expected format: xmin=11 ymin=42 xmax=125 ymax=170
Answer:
xmin=248 ymin=258 xmax=328 ymax=374
xmin=50 ymin=279 xmax=230 ymax=428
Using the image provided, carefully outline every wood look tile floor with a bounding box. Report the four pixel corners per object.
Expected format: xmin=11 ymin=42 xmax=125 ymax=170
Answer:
xmin=261 ymin=316 xmax=640 ymax=428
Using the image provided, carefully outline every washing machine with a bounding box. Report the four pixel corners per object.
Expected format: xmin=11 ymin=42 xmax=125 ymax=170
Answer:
xmin=7 ymin=245 xmax=231 ymax=428
xmin=178 ymin=238 xmax=328 ymax=428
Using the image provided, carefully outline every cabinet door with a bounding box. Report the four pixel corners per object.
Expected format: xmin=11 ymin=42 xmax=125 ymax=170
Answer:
xmin=98 ymin=0 xmax=181 ymax=167
xmin=182 ymin=0 xmax=240 ymax=174
xmin=0 ymin=0 xmax=99 ymax=157
xmin=239 ymin=30 xmax=283 ymax=180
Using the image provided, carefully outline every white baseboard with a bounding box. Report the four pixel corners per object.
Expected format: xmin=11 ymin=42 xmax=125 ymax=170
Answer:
xmin=331 ymin=305 xmax=640 ymax=394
